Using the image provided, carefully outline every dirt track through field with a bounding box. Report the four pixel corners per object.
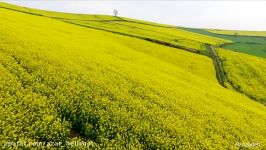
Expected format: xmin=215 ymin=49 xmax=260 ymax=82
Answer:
xmin=206 ymin=45 xmax=225 ymax=86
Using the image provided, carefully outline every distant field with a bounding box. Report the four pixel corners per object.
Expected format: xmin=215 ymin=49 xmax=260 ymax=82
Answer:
xmin=184 ymin=28 xmax=266 ymax=58
xmin=222 ymin=43 xmax=266 ymax=58
xmin=208 ymin=29 xmax=266 ymax=37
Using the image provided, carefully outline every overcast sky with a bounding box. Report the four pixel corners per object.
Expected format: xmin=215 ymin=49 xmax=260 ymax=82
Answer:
xmin=2 ymin=0 xmax=266 ymax=31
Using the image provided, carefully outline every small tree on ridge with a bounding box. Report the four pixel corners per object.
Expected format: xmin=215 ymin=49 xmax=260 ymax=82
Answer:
xmin=113 ymin=9 xmax=118 ymax=17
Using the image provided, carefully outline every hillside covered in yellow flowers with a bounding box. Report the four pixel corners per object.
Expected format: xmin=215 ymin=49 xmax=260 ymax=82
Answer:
xmin=0 ymin=2 xmax=265 ymax=149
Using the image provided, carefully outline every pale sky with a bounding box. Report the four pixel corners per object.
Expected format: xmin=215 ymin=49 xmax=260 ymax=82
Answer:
xmin=1 ymin=0 xmax=266 ymax=31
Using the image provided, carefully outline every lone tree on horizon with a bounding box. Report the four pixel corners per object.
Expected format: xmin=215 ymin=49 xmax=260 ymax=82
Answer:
xmin=113 ymin=9 xmax=119 ymax=17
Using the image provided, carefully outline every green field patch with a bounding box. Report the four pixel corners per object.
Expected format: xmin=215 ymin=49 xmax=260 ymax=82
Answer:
xmin=184 ymin=28 xmax=266 ymax=58
xmin=222 ymin=43 xmax=266 ymax=58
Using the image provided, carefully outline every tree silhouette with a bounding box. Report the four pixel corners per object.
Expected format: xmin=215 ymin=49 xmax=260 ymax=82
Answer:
xmin=113 ymin=9 xmax=118 ymax=17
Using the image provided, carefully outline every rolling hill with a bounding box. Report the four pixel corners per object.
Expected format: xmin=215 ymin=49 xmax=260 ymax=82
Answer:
xmin=0 ymin=2 xmax=230 ymax=55
xmin=0 ymin=2 xmax=266 ymax=149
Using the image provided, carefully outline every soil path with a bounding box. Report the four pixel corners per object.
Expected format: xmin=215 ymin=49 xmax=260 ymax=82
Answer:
xmin=206 ymin=45 xmax=225 ymax=86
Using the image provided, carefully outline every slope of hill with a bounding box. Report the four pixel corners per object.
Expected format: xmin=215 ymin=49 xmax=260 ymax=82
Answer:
xmin=0 ymin=2 xmax=230 ymax=55
xmin=0 ymin=2 xmax=266 ymax=149
xmin=217 ymin=48 xmax=266 ymax=105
